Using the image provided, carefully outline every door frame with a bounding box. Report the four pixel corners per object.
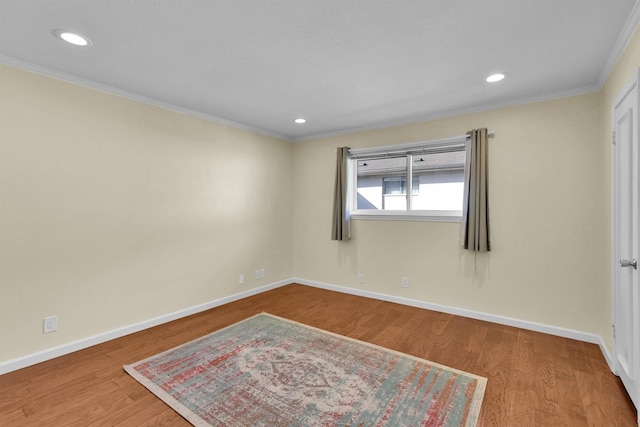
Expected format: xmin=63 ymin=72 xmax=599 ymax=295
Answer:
xmin=611 ymin=68 xmax=640 ymax=412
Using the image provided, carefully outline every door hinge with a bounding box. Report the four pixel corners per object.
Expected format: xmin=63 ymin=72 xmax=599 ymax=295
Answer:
xmin=612 ymin=323 xmax=616 ymax=339
xmin=612 ymin=131 xmax=616 ymax=145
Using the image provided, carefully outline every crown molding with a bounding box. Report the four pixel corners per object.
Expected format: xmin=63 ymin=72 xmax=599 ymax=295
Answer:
xmin=293 ymin=84 xmax=600 ymax=142
xmin=598 ymin=0 xmax=640 ymax=87
xmin=0 ymin=55 xmax=289 ymax=142
xmin=0 ymin=33 xmax=625 ymax=145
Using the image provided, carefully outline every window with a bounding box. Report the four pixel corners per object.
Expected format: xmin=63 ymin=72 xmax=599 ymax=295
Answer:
xmin=348 ymin=137 xmax=467 ymax=221
xmin=383 ymin=177 xmax=420 ymax=196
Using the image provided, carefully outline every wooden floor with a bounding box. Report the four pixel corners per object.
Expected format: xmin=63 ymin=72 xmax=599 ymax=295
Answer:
xmin=0 ymin=284 xmax=636 ymax=426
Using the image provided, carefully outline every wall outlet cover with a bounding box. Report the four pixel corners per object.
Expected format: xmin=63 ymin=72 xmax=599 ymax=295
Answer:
xmin=43 ymin=316 xmax=58 ymax=333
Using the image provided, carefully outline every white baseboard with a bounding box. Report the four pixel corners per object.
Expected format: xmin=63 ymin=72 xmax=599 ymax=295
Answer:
xmin=292 ymin=278 xmax=615 ymax=372
xmin=0 ymin=280 xmax=290 ymax=375
xmin=598 ymin=338 xmax=615 ymax=373
xmin=1 ymin=277 xmax=615 ymax=376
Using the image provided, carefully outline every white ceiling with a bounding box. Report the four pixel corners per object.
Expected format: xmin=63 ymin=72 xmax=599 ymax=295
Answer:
xmin=1 ymin=0 xmax=638 ymax=141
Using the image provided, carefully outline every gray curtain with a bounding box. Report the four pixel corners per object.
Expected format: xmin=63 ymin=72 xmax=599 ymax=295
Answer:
xmin=461 ymin=129 xmax=490 ymax=252
xmin=331 ymin=147 xmax=351 ymax=241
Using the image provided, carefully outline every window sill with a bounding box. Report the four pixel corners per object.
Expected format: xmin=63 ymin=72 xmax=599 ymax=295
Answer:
xmin=350 ymin=211 xmax=462 ymax=223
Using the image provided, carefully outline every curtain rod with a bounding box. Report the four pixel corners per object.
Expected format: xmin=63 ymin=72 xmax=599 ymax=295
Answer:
xmin=348 ymin=129 xmax=495 ymax=157
xmin=468 ymin=130 xmax=495 ymax=138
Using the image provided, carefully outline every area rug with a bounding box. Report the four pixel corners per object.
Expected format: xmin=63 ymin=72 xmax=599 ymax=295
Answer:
xmin=124 ymin=313 xmax=486 ymax=426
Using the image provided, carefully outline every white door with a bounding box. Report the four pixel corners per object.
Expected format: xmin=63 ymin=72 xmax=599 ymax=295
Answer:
xmin=613 ymin=70 xmax=640 ymax=411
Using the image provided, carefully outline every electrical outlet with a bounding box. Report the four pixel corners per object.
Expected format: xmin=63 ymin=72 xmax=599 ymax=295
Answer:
xmin=358 ymin=273 xmax=365 ymax=284
xmin=43 ymin=316 xmax=57 ymax=334
xmin=401 ymin=277 xmax=409 ymax=288
xmin=239 ymin=274 xmax=245 ymax=284
xmin=255 ymin=269 xmax=265 ymax=280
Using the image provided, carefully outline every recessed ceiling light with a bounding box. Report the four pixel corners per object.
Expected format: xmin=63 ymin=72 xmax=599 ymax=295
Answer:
xmin=54 ymin=30 xmax=91 ymax=46
xmin=294 ymin=118 xmax=307 ymax=124
xmin=486 ymin=73 xmax=505 ymax=83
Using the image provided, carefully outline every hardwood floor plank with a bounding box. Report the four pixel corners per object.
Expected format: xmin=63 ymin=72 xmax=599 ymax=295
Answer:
xmin=504 ymin=390 xmax=537 ymax=426
xmin=0 ymin=408 xmax=27 ymax=425
xmin=0 ymin=284 xmax=636 ymax=426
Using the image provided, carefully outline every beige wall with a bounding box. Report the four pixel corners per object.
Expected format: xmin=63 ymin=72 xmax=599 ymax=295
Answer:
xmin=0 ymin=64 xmax=294 ymax=362
xmin=293 ymin=93 xmax=609 ymax=344
xmin=293 ymin=23 xmax=640 ymax=354
xmin=293 ymin=24 xmax=640 ymax=355
xmin=4 ymin=21 xmax=640 ymax=366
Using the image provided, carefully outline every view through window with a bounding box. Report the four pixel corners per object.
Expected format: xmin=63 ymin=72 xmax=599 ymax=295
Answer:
xmin=350 ymin=144 xmax=466 ymax=219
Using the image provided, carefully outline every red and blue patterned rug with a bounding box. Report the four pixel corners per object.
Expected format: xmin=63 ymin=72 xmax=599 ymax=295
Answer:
xmin=125 ymin=313 xmax=486 ymax=426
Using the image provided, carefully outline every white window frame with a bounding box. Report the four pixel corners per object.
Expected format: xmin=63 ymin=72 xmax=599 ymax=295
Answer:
xmin=347 ymin=136 xmax=467 ymax=222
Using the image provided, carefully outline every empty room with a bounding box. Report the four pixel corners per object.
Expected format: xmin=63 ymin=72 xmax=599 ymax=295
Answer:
xmin=1 ymin=1 xmax=640 ymax=426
